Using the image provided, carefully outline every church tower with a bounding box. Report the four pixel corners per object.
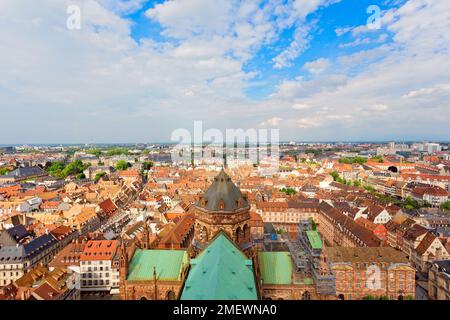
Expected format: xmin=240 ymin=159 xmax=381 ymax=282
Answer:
xmin=193 ymin=170 xmax=251 ymax=251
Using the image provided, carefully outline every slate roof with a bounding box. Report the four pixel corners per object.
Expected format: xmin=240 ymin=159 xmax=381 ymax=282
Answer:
xmin=0 ymin=166 xmax=46 ymax=179
xmin=197 ymin=170 xmax=249 ymax=212
xmin=0 ymin=233 xmax=57 ymax=263
xmin=0 ymin=224 xmax=29 ymax=245
xmin=23 ymin=233 xmax=58 ymax=258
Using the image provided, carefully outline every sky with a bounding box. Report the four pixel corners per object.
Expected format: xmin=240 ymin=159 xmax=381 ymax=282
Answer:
xmin=0 ymin=0 xmax=449 ymax=144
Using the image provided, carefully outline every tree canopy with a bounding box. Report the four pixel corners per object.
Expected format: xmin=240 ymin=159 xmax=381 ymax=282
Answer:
xmin=0 ymin=168 xmax=10 ymax=175
xmin=280 ymin=187 xmax=297 ymax=195
xmin=94 ymin=171 xmax=107 ymax=182
xmin=440 ymin=201 xmax=450 ymax=212
xmin=339 ymin=156 xmax=367 ymax=165
xmin=47 ymin=160 xmax=89 ymax=179
xmin=142 ymin=161 xmax=154 ymax=171
xmin=115 ymin=160 xmax=131 ymax=170
xmin=107 ymin=148 xmax=129 ymax=156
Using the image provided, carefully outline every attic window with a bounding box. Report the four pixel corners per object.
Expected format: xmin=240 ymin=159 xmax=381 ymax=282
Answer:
xmin=218 ymin=200 xmax=225 ymax=210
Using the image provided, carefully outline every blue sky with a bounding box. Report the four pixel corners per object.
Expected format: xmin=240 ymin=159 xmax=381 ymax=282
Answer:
xmin=126 ymin=0 xmax=400 ymax=100
xmin=0 ymin=0 xmax=448 ymax=143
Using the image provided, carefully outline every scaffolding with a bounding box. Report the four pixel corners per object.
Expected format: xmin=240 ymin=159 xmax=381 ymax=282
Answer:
xmin=283 ymin=220 xmax=336 ymax=296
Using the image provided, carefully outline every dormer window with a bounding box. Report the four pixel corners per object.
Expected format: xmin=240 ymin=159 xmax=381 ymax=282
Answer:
xmin=218 ymin=199 xmax=225 ymax=210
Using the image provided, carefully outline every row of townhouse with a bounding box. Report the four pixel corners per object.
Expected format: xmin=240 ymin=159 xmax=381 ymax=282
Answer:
xmin=255 ymin=199 xmax=320 ymax=233
xmin=386 ymin=219 xmax=450 ymax=272
xmin=317 ymin=202 xmax=382 ymax=247
xmin=0 ymin=224 xmax=76 ymax=287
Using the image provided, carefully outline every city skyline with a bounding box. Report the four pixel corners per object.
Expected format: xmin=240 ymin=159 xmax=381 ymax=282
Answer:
xmin=1 ymin=0 xmax=449 ymax=143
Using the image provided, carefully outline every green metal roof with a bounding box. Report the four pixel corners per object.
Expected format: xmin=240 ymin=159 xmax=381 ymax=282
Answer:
xmin=181 ymin=233 xmax=257 ymax=300
xmin=127 ymin=249 xmax=188 ymax=281
xmin=258 ymin=252 xmax=292 ymax=285
xmin=306 ymin=230 xmax=322 ymax=250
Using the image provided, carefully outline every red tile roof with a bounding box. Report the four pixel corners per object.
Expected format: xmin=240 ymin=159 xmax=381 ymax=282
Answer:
xmin=80 ymin=240 xmax=119 ymax=261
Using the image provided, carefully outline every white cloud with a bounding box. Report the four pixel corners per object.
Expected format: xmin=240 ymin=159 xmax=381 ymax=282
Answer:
xmin=302 ymin=58 xmax=330 ymax=74
xmin=99 ymin=0 xmax=147 ymax=15
xmin=0 ymin=0 xmax=448 ymax=143
xmin=292 ymin=103 xmax=312 ymax=110
xmin=260 ymin=0 xmax=450 ymax=139
xmin=260 ymin=117 xmax=282 ymax=127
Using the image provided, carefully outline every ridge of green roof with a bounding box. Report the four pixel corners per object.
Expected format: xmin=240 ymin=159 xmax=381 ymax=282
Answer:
xmin=181 ymin=233 xmax=257 ymax=300
xmin=127 ymin=249 xmax=188 ymax=281
xmin=306 ymin=230 xmax=322 ymax=250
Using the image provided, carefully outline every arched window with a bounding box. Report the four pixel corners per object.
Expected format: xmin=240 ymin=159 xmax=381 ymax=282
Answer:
xmin=202 ymin=226 xmax=209 ymax=242
xmin=167 ymin=291 xmax=176 ymax=300
xmin=235 ymin=227 xmax=241 ymax=243
xmin=338 ymin=294 xmax=345 ymax=300
xmin=302 ymin=291 xmax=311 ymax=300
xmin=243 ymin=224 xmax=250 ymax=242
xmin=140 ymin=296 xmax=147 ymax=300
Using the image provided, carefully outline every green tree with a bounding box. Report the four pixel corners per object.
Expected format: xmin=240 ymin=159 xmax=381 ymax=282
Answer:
xmin=47 ymin=160 xmax=89 ymax=179
xmin=142 ymin=161 xmax=154 ymax=171
xmin=94 ymin=172 xmax=107 ymax=182
xmin=0 ymin=168 xmax=10 ymax=175
xmin=440 ymin=201 xmax=450 ymax=212
xmin=107 ymin=148 xmax=129 ymax=156
xmin=339 ymin=156 xmax=367 ymax=165
xmin=46 ymin=161 xmax=67 ymax=178
xmin=403 ymin=196 xmax=421 ymax=210
xmin=76 ymin=173 xmax=86 ymax=180
xmin=371 ymin=155 xmax=384 ymax=163
xmin=61 ymin=160 xmax=89 ymax=177
xmin=115 ymin=160 xmax=131 ymax=170
xmin=86 ymin=149 xmax=102 ymax=157
xmin=330 ymin=171 xmax=340 ymax=181
xmin=309 ymin=218 xmax=317 ymax=231
xmin=280 ymin=187 xmax=297 ymax=196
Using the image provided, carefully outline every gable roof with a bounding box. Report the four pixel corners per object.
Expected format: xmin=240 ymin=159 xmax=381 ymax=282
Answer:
xmin=181 ymin=232 xmax=257 ymax=300
xmin=0 ymin=224 xmax=29 ymax=245
xmin=415 ymin=233 xmax=440 ymax=255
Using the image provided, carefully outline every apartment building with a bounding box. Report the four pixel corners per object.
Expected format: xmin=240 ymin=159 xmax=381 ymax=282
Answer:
xmin=326 ymin=247 xmax=415 ymax=300
xmin=428 ymin=260 xmax=450 ymax=300
xmin=80 ymin=240 xmax=120 ymax=294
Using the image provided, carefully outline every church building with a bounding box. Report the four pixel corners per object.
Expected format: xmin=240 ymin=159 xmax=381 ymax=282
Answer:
xmin=119 ymin=170 xmax=318 ymax=300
